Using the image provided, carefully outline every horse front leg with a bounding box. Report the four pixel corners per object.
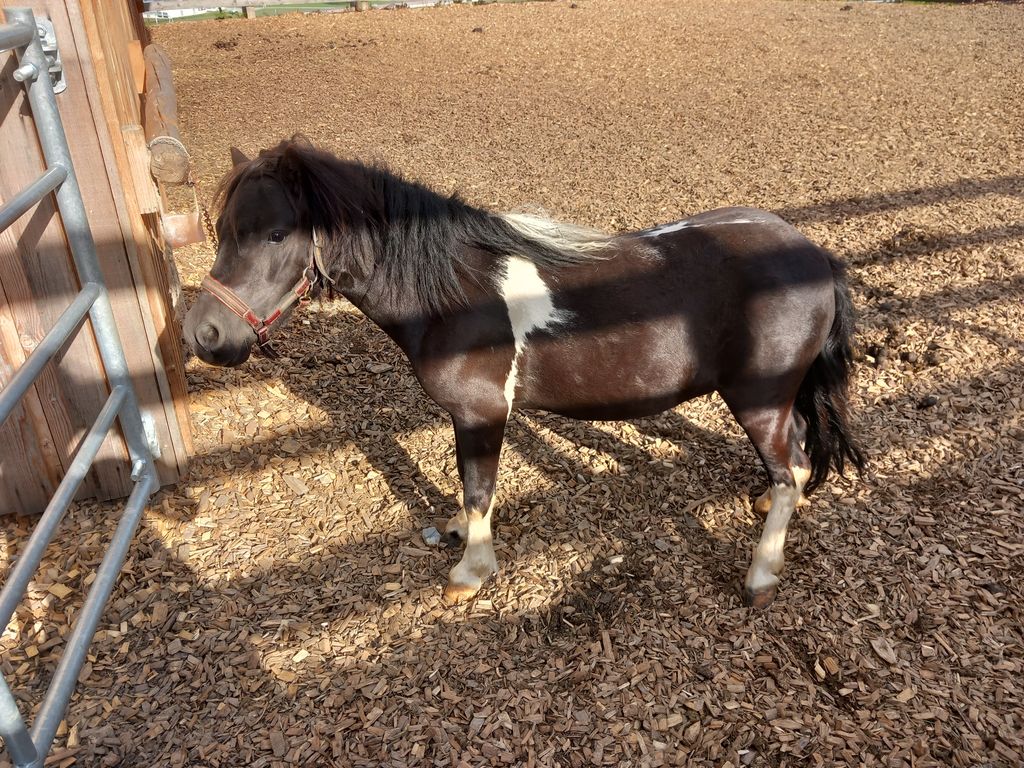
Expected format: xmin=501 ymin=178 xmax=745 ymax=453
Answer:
xmin=443 ymin=418 xmax=506 ymax=603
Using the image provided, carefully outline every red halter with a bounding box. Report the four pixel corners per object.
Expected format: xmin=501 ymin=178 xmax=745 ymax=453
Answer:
xmin=200 ymin=230 xmax=333 ymax=356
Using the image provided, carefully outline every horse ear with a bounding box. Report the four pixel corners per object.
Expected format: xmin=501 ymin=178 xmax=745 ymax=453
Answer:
xmin=230 ymin=146 xmax=250 ymax=167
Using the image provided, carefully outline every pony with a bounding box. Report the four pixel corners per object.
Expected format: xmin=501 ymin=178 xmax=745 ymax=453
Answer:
xmin=184 ymin=138 xmax=864 ymax=607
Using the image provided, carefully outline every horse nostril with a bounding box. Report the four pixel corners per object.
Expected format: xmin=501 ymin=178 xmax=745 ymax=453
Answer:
xmin=195 ymin=321 xmax=220 ymax=351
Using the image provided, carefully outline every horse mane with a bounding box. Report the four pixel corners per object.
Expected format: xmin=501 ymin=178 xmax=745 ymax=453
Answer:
xmin=216 ymin=136 xmax=611 ymax=314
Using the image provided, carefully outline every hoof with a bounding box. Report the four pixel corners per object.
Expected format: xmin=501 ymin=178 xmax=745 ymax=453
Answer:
xmin=444 ymin=552 xmax=497 ymax=604
xmin=442 ymin=581 xmax=481 ymax=603
xmin=753 ymin=490 xmax=772 ymax=516
xmin=743 ymin=585 xmax=778 ymax=609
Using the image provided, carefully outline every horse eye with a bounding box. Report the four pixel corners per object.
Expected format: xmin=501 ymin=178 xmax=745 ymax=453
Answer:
xmin=268 ymin=230 xmax=286 ymax=244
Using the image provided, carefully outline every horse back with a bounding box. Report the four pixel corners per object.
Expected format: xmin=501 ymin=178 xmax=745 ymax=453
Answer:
xmin=513 ymin=208 xmax=837 ymax=419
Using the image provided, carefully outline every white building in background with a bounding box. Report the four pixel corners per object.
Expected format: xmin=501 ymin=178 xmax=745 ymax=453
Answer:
xmin=142 ymin=8 xmax=242 ymax=22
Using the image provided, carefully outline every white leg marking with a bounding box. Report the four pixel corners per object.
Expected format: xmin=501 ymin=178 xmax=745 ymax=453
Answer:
xmin=755 ymin=469 xmax=811 ymax=515
xmin=499 ymin=256 xmax=568 ymax=414
xmin=745 ymin=466 xmax=811 ymax=595
xmin=445 ymin=502 xmax=498 ymax=601
xmin=745 ymin=484 xmax=798 ymax=593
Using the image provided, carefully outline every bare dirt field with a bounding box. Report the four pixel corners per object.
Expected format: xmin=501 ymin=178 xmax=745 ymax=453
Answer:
xmin=3 ymin=1 xmax=1023 ymax=766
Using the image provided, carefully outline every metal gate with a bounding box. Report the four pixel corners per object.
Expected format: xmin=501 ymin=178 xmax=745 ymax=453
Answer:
xmin=0 ymin=9 xmax=157 ymax=768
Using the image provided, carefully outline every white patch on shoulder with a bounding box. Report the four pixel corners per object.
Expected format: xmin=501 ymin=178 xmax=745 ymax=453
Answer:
xmin=642 ymin=216 xmax=762 ymax=238
xmin=499 ymin=256 xmax=567 ymax=412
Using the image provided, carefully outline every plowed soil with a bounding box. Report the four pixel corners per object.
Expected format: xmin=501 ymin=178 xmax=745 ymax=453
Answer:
xmin=3 ymin=1 xmax=1023 ymax=767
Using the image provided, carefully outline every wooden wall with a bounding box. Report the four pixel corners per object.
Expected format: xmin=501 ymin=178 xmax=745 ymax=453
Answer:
xmin=0 ymin=0 xmax=191 ymax=515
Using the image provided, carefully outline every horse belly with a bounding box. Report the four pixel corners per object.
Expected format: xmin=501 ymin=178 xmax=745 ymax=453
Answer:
xmin=516 ymin=319 xmax=709 ymax=420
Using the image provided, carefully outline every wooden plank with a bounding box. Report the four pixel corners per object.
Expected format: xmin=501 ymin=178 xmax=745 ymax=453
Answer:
xmin=110 ymin=4 xmax=189 ymax=464
xmin=122 ymin=124 xmax=160 ymax=213
xmin=138 ymin=213 xmax=194 ymax=463
xmin=89 ymin=2 xmax=191 ymax=462
xmin=128 ymin=39 xmax=145 ymax=95
xmin=0 ymin=216 xmax=90 ymax=504
xmin=113 ymin=0 xmax=193 ymax=465
xmin=113 ymin=1 xmax=148 ymax=101
xmin=93 ymin=0 xmax=140 ymax=125
xmin=0 ymin=279 xmax=60 ymax=515
xmin=0 ymin=272 xmax=65 ymax=496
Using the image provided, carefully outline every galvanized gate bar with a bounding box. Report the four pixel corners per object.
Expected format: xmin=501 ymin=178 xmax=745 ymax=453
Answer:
xmin=0 ymin=282 xmax=100 ymax=422
xmin=0 ymin=9 xmax=159 ymax=768
xmin=0 ymin=18 xmax=32 ymax=52
xmin=0 ymin=679 xmax=36 ymax=768
xmin=30 ymin=472 xmax=157 ymax=753
xmin=0 ymin=385 xmax=128 ymax=630
xmin=0 ymin=164 xmax=67 ymax=232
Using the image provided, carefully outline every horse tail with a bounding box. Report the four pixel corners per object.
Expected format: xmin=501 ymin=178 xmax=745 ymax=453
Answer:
xmin=795 ymin=252 xmax=866 ymax=493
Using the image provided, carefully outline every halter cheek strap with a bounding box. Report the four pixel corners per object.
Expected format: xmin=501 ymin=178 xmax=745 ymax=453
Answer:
xmin=200 ymin=230 xmax=334 ymax=355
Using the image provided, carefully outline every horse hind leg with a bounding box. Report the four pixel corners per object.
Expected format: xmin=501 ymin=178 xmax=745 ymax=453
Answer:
xmin=753 ymin=412 xmax=810 ymax=516
xmin=722 ymin=392 xmax=811 ymax=608
xmin=745 ymin=458 xmax=810 ymax=608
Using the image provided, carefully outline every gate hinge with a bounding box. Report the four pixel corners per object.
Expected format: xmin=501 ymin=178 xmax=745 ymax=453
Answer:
xmin=34 ymin=18 xmax=66 ymax=94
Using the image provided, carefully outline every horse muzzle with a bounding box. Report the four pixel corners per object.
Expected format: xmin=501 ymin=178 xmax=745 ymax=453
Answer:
xmin=184 ymin=292 xmax=255 ymax=367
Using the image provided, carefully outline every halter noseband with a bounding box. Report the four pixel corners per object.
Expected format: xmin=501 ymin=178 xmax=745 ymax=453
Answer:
xmin=200 ymin=230 xmax=334 ymax=356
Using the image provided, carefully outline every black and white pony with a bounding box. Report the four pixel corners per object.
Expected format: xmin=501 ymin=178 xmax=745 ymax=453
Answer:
xmin=184 ymin=138 xmax=864 ymax=607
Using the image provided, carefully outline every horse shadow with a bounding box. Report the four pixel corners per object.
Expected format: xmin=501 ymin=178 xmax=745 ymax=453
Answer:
xmin=26 ymin=492 xmax=745 ymax=765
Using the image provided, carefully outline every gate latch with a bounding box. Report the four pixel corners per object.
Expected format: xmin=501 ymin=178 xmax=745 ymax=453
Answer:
xmin=34 ymin=18 xmax=66 ymax=94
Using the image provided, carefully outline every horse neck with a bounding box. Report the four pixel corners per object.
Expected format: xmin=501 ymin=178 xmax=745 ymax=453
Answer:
xmin=327 ymin=175 xmax=485 ymax=352
xmin=332 ymin=233 xmax=449 ymax=356
xmin=340 ymin=276 xmax=429 ymax=351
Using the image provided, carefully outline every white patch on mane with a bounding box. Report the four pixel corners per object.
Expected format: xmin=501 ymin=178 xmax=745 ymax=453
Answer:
xmin=500 ymin=212 xmax=609 ymax=255
xmin=642 ymin=216 xmax=763 ymax=238
xmin=499 ymin=256 xmax=567 ymax=413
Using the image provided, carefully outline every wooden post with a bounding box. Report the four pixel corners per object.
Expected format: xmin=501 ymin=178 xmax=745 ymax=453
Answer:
xmin=142 ymin=43 xmax=190 ymax=185
xmin=244 ymin=6 xmax=257 ymax=18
